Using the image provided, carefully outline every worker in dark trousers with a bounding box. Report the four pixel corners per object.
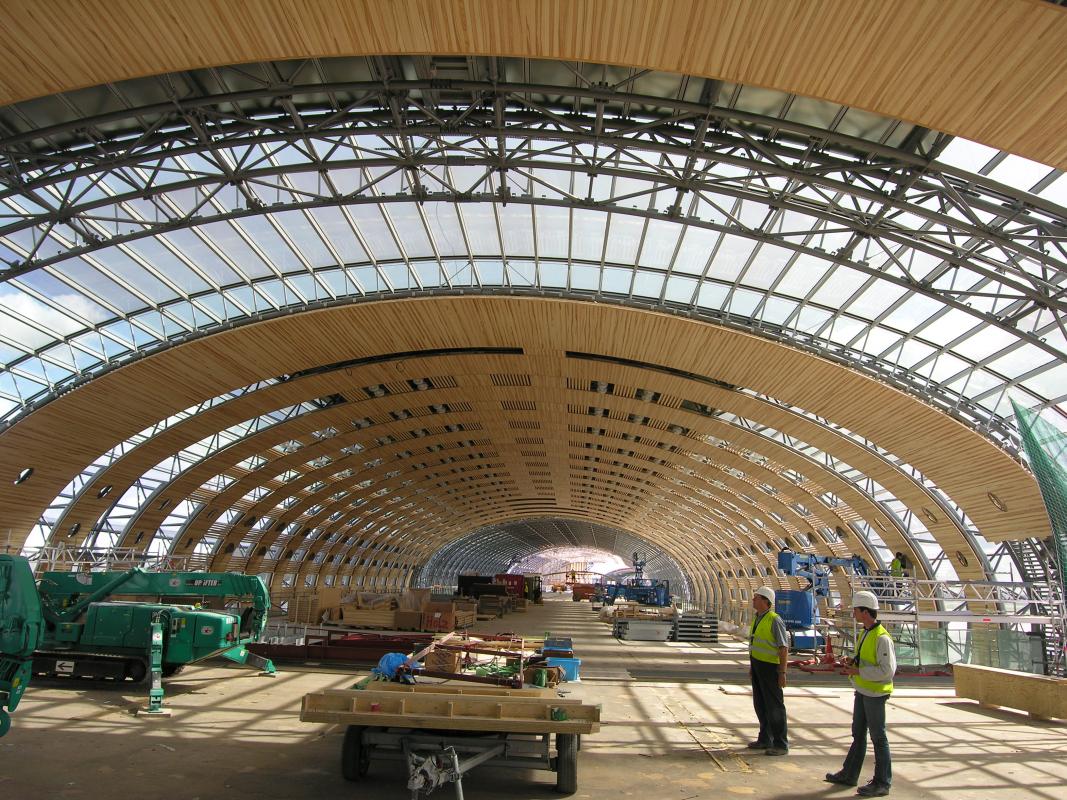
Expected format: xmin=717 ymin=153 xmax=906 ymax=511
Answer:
xmin=747 ymin=586 xmax=789 ymax=756
xmin=825 ymin=590 xmax=897 ymax=797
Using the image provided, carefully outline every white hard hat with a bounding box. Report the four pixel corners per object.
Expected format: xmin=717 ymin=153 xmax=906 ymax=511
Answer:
xmin=754 ymin=586 xmax=775 ymax=604
xmin=852 ymin=590 xmax=879 ymax=611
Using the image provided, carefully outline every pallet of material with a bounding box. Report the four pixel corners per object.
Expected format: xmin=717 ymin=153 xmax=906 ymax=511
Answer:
xmin=287 ymin=587 xmax=345 ymax=623
xmin=340 ymin=607 xmax=397 ymax=629
xmin=300 ymin=688 xmax=601 ymax=734
xmin=613 ymin=619 xmax=673 ymax=641
xmin=478 ymin=596 xmax=507 ymax=617
xmin=454 ymin=610 xmax=476 ymax=629
xmin=613 ymin=604 xmax=675 ymax=621
xmin=422 ymin=602 xmax=456 ymax=632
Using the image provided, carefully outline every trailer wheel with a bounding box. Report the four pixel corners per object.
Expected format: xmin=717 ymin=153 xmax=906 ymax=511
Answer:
xmin=342 ymin=725 xmax=369 ymax=781
xmin=555 ymin=733 xmax=578 ymax=794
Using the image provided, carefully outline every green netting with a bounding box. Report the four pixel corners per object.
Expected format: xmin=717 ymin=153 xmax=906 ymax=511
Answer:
xmin=1011 ymin=399 xmax=1067 ymax=598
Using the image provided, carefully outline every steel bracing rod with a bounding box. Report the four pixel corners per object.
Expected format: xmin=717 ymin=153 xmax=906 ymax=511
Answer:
xmin=1 ymin=83 xmax=1063 ymax=307
xmin=2 ymin=82 xmax=1062 ymax=254
xmin=1 ymin=162 xmax=1060 ymax=378
xmin=2 ymin=102 xmax=1058 ymax=428
xmin=0 ymin=239 xmax=1055 ymax=450
xmin=1 ymin=71 xmax=1063 ymax=224
xmin=3 ymin=117 xmax=1063 ymax=314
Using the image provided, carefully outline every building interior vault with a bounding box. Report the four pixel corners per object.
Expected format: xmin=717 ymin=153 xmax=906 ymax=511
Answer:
xmin=0 ymin=2 xmax=1066 ymax=799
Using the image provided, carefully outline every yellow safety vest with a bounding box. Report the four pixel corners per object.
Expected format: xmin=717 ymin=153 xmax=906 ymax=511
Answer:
xmin=749 ymin=611 xmax=782 ymax=664
xmin=851 ymin=624 xmax=894 ymax=695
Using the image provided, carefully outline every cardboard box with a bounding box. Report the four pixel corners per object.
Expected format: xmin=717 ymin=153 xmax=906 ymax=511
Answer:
xmin=424 ymin=649 xmax=462 ymax=672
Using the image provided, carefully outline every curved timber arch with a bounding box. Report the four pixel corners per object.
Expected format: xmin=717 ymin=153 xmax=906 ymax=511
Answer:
xmin=0 ymin=1 xmax=1065 ymax=167
xmin=0 ymin=296 xmax=1052 ymax=605
xmin=0 ymin=6 xmax=1063 ymax=611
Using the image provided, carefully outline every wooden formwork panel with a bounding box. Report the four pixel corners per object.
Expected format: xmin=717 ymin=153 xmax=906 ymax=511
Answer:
xmin=300 ymin=688 xmax=601 ymax=734
xmin=954 ymin=664 xmax=1067 ymax=720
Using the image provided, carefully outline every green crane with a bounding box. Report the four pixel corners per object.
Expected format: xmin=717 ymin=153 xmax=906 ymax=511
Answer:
xmin=0 ymin=554 xmax=277 ymax=735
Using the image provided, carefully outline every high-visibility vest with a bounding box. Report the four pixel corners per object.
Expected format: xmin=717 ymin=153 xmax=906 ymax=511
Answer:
xmin=890 ymin=558 xmax=903 ymax=577
xmin=749 ymin=611 xmax=782 ymax=664
xmin=851 ymin=624 xmax=894 ymax=695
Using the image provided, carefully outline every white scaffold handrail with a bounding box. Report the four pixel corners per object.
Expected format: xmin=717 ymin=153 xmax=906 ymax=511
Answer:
xmin=20 ymin=545 xmax=209 ymax=573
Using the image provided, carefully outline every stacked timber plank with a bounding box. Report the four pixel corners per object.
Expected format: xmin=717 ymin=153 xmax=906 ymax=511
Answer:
xmin=300 ymin=685 xmax=601 ymax=734
xmin=341 ymin=608 xmax=397 ymax=628
xmin=454 ymin=609 xmax=476 ymax=628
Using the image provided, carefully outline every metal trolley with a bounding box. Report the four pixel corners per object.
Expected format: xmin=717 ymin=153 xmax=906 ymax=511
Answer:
xmin=301 ymin=684 xmax=599 ymax=798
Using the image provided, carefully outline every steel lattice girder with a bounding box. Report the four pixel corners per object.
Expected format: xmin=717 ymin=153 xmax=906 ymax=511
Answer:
xmin=0 ymin=62 xmax=1064 ymax=437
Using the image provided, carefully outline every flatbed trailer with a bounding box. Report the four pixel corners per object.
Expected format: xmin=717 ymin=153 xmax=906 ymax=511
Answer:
xmin=301 ymin=682 xmax=600 ymax=797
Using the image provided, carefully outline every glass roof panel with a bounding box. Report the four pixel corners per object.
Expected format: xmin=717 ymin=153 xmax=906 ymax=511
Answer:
xmin=707 ymin=235 xmax=757 ymax=283
xmin=637 ymin=219 xmax=681 ymax=269
xmin=810 ymin=265 xmax=867 ymax=306
xmin=603 ymin=214 xmax=643 ymax=264
xmin=846 ymin=281 xmax=908 ymax=319
xmin=386 ymin=205 xmax=435 ymax=259
xmin=738 ymin=243 xmax=791 ymax=290
xmin=672 ymin=227 xmax=717 ymax=275
xmin=0 ymin=53 xmax=1059 ymax=444
xmin=987 ymin=155 xmax=1055 ymax=193
xmin=348 ymin=205 xmax=402 ymax=261
xmin=571 ymin=209 xmax=607 ymax=262
xmin=936 ymin=138 xmax=998 ymax=173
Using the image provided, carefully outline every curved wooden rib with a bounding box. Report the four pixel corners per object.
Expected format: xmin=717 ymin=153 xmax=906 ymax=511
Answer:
xmin=0 ymin=1 xmax=1064 ymax=167
xmin=0 ymin=297 xmax=1048 ymax=598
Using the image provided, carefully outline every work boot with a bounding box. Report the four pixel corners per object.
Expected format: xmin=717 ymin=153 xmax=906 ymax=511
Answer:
xmin=856 ymin=781 xmax=890 ymax=797
xmin=824 ymin=772 xmax=857 ymax=787
xmin=745 ymin=740 xmax=769 ymax=749
xmin=764 ymin=747 xmax=788 ymax=756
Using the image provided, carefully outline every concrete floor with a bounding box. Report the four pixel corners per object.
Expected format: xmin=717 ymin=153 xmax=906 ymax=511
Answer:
xmin=3 ymin=596 xmax=1065 ymax=799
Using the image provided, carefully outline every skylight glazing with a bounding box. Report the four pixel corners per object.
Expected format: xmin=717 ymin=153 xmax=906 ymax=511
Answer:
xmin=0 ymin=55 xmax=1064 ymax=448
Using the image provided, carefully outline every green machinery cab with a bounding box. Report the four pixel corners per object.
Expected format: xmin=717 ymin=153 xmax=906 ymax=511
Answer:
xmin=0 ymin=555 xmax=44 ymax=736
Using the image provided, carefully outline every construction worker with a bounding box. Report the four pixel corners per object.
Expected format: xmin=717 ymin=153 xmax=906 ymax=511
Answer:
xmin=889 ymin=554 xmax=903 ymax=598
xmin=825 ymin=590 xmax=896 ymax=797
xmin=747 ymin=585 xmax=789 ymax=756
xmin=889 ymin=554 xmax=903 ymax=578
